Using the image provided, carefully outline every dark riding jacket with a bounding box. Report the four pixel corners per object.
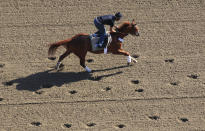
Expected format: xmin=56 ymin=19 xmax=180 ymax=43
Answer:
xmin=96 ymin=15 xmax=116 ymax=27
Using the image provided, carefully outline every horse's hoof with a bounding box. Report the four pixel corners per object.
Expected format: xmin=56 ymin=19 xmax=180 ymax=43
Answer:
xmin=48 ymin=57 xmax=56 ymax=60
xmin=85 ymin=66 xmax=92 ymax=73
xmin=133 ymin=60 xmax=137 ymax=63
xmin=55 ymin=65 xmax=60 ymax=70
xmin=56 ymin=64 xmax=64 ymax=71
xmin=86 ymin=69 xmax=92 ymax=73
xmin=55 ymin=66 xmax=59 ymax=70
xmin=87 ymin=59 xmax=94 ymax=63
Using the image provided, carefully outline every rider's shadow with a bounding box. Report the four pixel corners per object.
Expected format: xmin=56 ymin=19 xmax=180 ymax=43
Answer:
xmin=3 ymin=67 xmax=125 ymax=92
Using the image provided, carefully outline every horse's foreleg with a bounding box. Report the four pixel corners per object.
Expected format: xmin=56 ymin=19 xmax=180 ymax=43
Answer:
xmin=115 ymin=49 xmax=137 ymax=64
xmin=130 ymin=56 xmax=137 ymax=63
xmin=56 ymin=50 xmax=71 ymax=70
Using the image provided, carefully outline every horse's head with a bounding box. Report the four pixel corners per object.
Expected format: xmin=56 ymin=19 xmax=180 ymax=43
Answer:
xmin=116 ymin=19 xmax=139 ymax=36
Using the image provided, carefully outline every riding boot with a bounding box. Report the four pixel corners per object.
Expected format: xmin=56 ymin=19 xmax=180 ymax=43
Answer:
xmin=93 ymin=31 xmax=101 ymax=37
xmin=97 ymin=34 xmax=105 ymax=48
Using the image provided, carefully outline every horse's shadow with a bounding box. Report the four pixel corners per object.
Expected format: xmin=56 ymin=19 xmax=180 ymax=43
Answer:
xmin=3 ymin=65 xmax=130 ymax=92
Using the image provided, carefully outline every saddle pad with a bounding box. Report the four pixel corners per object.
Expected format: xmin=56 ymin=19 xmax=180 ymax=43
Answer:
xmin=90 ymin=36 xmax=102 ymax=51
xmin=90 ymin=32 xmax=112 ymax=52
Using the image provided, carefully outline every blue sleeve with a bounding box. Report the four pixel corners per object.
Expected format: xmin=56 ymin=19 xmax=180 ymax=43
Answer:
xmin=110 ymin=21 xmax=114 ymax=27
xmin=110 ymin=16 xmax=115 ymax=27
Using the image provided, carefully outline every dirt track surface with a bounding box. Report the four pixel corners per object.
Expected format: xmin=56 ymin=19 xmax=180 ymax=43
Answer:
xmin=0 ymin=0 xmax=205 ymax=130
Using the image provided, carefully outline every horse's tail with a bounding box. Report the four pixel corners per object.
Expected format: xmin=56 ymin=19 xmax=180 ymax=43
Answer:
xmin=48 ymin=39 xmax=69 ymax=56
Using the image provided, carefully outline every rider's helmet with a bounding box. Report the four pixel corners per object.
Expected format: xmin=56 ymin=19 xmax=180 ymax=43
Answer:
xmin=115 ymin=12 xmax=122 ymax=19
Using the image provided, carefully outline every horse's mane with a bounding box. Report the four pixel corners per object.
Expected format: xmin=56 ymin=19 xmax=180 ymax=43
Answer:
xmin=117 ymin=21 xmax=131 ymax=30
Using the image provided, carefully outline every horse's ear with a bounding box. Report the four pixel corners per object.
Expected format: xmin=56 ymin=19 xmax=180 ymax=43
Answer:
xmin=131 ymin=19 xmax=137 ymax=27
xmin=131 ymin=19 xmax=137 ymax=26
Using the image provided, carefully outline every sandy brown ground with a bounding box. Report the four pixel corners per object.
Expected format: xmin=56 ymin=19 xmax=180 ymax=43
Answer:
xmin=0 ymin=0 xmax=205 ymax=130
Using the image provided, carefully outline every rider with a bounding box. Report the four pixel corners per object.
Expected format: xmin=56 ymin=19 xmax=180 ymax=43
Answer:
xmin=94 ymin=12 xmax=122 ymax=48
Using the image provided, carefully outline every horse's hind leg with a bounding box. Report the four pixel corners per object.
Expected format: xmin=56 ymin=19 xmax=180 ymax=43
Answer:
xmin=80 ymin=58 xmax=91 ymax=73
xmin=74 ymin=52 xmax=91 ymax=73
xmin=56 ymin=50 xmax=71 ymax=70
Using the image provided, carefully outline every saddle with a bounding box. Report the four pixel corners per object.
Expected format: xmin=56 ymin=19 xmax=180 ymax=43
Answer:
xmin=90 ymin=32 xmax=112 ymax=51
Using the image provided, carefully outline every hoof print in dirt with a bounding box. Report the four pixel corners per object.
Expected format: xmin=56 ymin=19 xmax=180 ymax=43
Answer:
xmin=132 ymin=54 xmax=139 ymax=58
xmin=87 ymin=123 xmax=96 ymax=127
xmin=131 ymin=80 xmax=140 ymax=84
xmin=187 ymin=74 xmax=199 ymax=79
xmin=35 ymin=90 xmax=44 ymax=95
xmin=64 ymin=123 xmax=72 ymax=128
xmin=31 ymin=122 xmax=42 ymax=126
xmin=104 ymin=87 xmax=112 ymax=91
xmin=69 ymin=90 xmax=77 ymax=94
xmin=165 ymin=59 xmax=174 ymax=63
xmin=149 ymin=116 xmax=160 ymax=120
xmin=0 ymin=64 xmax=5 ymax=68
xmin=48 ymin=57 xmax=56 ymax=60
xmin=0 ymin=98 xmax=3 ymax=101
xmin=170 ymin=82 xmax=179 ymax=86
xmin=117 ymin=124 xmax=126 ymax=128
xmin=180 ymin=118 xmax=189 ymax=122
xmin=135 ymin=89 xmax=144 ymax=92
xmin=87 ymin=59 xmax=94 ymax=63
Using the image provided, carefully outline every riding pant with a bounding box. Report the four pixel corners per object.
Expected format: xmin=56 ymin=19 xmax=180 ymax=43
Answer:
xmin=94 ymin=18 xmax=106 ymax=46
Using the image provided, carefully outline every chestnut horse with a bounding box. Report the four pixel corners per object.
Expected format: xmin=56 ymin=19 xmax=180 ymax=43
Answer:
xmin=48 ymin=19 xmax=140 ymax=72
